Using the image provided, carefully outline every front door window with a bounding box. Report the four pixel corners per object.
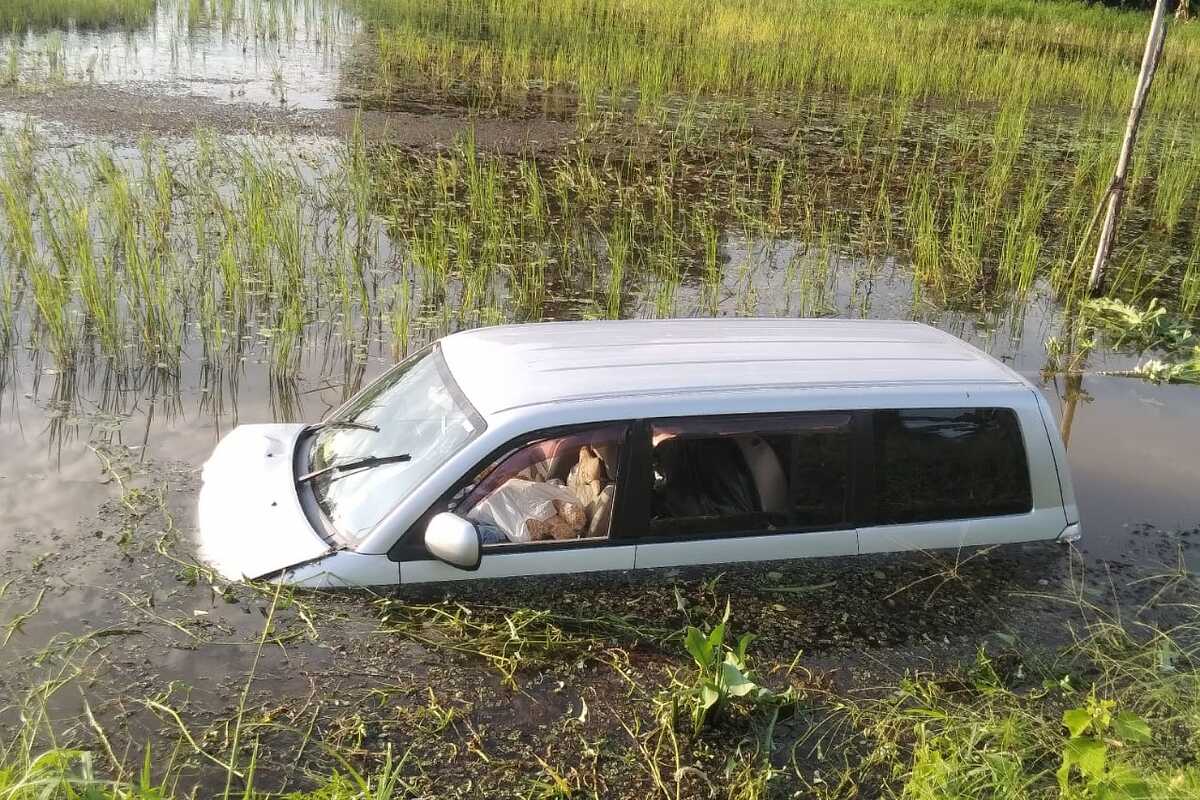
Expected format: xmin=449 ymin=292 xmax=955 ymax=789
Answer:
xmin=458 ymin=424 xmax=627 ymax=546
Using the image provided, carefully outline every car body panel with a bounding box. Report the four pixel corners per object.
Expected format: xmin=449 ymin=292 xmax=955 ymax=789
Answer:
xmin=401 ymin=543 xmax=636 ymax=583
xmin=1032 ymin=388 xmax=1080 ymax=526
xmin=632 ymin=529 xmax=858 ymax=570
xmin=279 ymin=551 xmax=399 ymax=588
xmin=197 ymin=423 xmax=332 ymax=581
xmin=856 ymin=508 xmax=1068 ymax=554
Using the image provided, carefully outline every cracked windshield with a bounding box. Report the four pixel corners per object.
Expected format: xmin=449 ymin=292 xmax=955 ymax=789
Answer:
xmin=1 ymin=0 xmax=1199 ymax=797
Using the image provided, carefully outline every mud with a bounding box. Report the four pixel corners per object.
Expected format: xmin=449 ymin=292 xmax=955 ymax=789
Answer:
xmin=0 ymin=86 xmax=576 ymax=152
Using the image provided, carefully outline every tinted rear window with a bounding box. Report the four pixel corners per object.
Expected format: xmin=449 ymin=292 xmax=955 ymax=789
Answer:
xmin=873 ymin=408 xmax=1031 ymax=524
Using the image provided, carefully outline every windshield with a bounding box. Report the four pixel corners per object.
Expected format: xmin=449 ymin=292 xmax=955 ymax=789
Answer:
xmin=307 ymin=346 xmax=483 ymax=545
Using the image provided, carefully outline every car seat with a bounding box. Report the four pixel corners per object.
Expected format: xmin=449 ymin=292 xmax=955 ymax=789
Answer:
xmin=733 ymin=434 xmax=789 ymax=514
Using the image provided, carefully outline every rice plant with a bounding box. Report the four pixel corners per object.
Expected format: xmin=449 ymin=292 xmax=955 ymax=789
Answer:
xmin=350 ymin=0 xmax=1200 ymax=120
xmin=0 ymin=0 xmax=156 ymax=32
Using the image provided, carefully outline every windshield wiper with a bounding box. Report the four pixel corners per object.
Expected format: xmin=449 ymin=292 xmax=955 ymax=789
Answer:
xmin=305 ymin=420 xmax=380 ymax=433
xmin=298 ymin=453 xmax=411 ymax=484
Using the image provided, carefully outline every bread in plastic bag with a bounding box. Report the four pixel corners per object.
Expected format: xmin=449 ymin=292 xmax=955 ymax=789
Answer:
xmin=467 ymin=478 xmax=586 ymax=543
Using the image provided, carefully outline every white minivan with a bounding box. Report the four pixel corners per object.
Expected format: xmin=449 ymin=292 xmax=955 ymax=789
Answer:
xmin=197 ymin=318 xmax=1080 ymax=587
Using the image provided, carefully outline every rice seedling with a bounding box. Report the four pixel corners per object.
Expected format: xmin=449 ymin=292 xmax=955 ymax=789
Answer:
xmin=2 ymin=31 xmax=18 ymax=86
xmin=0 ymin=0 xmax=156 ymax=32
xmin=350 ymin=0 xmax=1200 ymax=121
xmin=1152 ymin=127 xmax=1199 ymax=232
xmin=1181 ymin=235 xmax=1200 ymax=316
xmin=0 ymin=58 xmax=1196 ymax=384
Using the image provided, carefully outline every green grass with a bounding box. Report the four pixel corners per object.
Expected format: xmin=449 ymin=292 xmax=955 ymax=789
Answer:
xmin=351 ymin=0 xmax=1200 ymax=119
xmin=0 ymin=101 xmax=1196 ymax=379
xmin=4 ymin=569 xmax=1200 ymax=799
xmin=0 ymin=0 xmax=156 ymax=31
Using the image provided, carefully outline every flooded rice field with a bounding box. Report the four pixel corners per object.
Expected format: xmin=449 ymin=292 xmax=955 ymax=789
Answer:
xmin=0 ymin=1 xmax=1199 ymax=797
xmin=4 ymin=0 xmax=357 ymax=108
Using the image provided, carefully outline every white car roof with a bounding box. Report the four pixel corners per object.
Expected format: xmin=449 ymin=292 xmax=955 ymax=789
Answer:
xmin=438 ymin=318 xmax=1027 ymax=418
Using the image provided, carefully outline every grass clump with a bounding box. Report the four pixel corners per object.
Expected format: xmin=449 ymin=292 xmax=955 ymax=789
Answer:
xmin=0 ymin=0 xmax=156 ymax=32
xmin=352 ymin=0 xmax=1200 ymax=119
xmin=798 ymin=611 xmax=1200 ymax=799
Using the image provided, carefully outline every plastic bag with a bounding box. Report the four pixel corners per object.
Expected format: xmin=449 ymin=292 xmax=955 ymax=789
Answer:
xmin=467 ymin=478 xmax=585 ymax=543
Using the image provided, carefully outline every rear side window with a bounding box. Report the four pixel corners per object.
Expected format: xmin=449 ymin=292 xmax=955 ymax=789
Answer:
xmin=648 ymin=413 xmax=851 ymax=537
xmin=873 ymin=408 xmax=1031 ymax=524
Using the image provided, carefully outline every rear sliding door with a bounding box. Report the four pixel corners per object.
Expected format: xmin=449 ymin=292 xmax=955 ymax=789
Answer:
xmin=630 ymin=412 xmax=860 ymax=569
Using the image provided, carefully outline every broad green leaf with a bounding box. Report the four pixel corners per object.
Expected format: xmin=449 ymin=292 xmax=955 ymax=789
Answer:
xmin=701 ymin=682 xmax=721 ymax=710
xmin=1100 ymin=766 xmax=1152 ymax=800
xmin=1063 ymin=707 xmax=1092 ymax=738
xmin=1056 ymin=761 xmax=1071 ymax=792
xmin=685 ymin=627 xmax=710 ymax=665
xmin=720 ymin=660 xmax=757 ymax=698
xmin=1064 ymin=736 xmax=1106 ymax=781
xmin=707 ymin=622 xmax=725 ymax=653
xmin=1112 ymin=712 xmax=1152 ymax=744
xmin=734 ymin=632 xmax=756 ymax=661
xmin=1095 ymin=781 xmax=1149 ymax=800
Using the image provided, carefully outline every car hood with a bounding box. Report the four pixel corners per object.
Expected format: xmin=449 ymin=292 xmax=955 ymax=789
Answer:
xmin=197 ymin=423 xmax=333 ymax=581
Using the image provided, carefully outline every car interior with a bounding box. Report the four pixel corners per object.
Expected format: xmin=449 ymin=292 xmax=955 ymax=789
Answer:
xmin=649 ymin=427 xmax=848 ymax=535
xmin=459 ymin=420 xmax=851 ymax=546
xmin=462 ymin=427 xmax=624 ymax=544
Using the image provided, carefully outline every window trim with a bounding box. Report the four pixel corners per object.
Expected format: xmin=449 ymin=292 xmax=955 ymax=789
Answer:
xmin=388 ymin=419 xmax=638 ymax=562
xmin=623 ymin=410 xmax=860 ymax=543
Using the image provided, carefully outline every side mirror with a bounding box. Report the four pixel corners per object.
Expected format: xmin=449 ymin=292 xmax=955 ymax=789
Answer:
xmin=424 ymin=513 xmax=482 ymax=571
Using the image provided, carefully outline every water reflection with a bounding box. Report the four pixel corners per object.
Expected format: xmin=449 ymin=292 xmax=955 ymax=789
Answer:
xmin=1 ymin=0 xmax=359 ymax=109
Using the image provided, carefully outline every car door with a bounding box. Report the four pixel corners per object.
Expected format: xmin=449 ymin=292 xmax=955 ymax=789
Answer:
xmin=396 ymin=421 xmax=638 ymax=583
xmin=628 ymin=412 xmax=861 ymax=570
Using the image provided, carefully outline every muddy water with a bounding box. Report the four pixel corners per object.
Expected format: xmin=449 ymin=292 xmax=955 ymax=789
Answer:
xmin=2 ymin=230 xmax=1198 ymax=654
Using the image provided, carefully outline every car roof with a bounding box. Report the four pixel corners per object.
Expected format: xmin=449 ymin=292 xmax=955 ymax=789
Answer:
xmin=438 ymin=318 xmax=1028 ymax=418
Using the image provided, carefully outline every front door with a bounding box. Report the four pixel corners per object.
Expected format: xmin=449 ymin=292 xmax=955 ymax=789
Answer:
xmin=400 ymin=422 xmax=637 ymax=583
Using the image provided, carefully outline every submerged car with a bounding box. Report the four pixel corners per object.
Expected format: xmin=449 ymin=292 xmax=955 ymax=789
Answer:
xmin=197 ymin=318 xmax=1080 ymax=587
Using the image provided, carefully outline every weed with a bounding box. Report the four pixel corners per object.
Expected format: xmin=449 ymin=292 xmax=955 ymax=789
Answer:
xmin=661 ymin=602 xmax=794 ymax=734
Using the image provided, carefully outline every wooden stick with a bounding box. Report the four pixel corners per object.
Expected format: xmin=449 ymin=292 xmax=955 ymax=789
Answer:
xmin=1087 ymin=0 xmax=1170 ymax=295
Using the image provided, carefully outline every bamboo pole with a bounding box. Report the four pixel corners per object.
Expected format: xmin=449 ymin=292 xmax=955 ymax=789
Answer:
xmin=1087 ymin=0 xmax=1169 ymax=294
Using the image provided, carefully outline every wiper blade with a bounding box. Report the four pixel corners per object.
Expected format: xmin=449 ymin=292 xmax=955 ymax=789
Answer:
xmin=305 ymin=420 xmax=380 ymax=433
xmin=299 ymin=453 xmax=411 ymax=484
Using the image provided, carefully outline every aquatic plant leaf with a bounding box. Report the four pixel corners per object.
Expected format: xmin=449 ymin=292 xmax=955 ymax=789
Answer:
xmin=708 ymin=621 xmax=726 ymax=654
xmin=685 ymin=626 xmax=711 ymax=666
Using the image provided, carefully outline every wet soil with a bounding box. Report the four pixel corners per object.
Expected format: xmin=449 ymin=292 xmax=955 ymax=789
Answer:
xmin=0 ymin=85 xmax=577 ymax=152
